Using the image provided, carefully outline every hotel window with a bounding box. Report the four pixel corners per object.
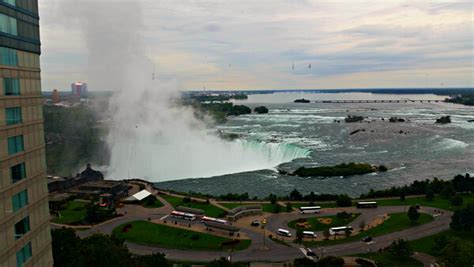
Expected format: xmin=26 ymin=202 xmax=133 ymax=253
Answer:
xmin=16 ymin=242 xmax=32 ymax=267
xmin=12 ymin=190 xmax=28 ymax=212
xmin=0 ymin=46 xmax=18 ymax=66
xmin=11 ymin=162 xmax=26 ymax=183
xmin=0 ymin=14 xmax=17 ymax=35
xmin=8 ymin=135 xmax=24 ymax=155
xmin=0 ymin=47 xmax=18 ymax=66
xmin=14 ymin=216 xmax=30 ymax=239
xmin=4 ymin=78 xmax=20 ymax=95
xmin=6 ymin=107 xmax=22 ymax=125
xmin=1 ymin=0 xmax=16 ymax=6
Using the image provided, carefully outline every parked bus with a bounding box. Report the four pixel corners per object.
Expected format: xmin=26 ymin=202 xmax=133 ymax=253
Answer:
xmin=357 ymin=201 xmax=378 ymax=208
xmin=299 ymin=206 xmax=321 ymax=214
xmin=277 ymin=228 xmax=292 ymax=237
xmin=170 ymin=211 xmax=197 ymax=221
xmin=329 ymin=226 xmax=353 ymax=235
xmin=302 ymin=231 xmax=317 ymax=238
xmin=201 ymin=216 xmax=227 ymax=224
xmin=201 ymin=216 xmax=216 ymax=223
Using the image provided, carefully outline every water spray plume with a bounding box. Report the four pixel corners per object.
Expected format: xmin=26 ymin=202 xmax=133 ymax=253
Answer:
xmin=57 ymin=0 xmax=310 ymax=181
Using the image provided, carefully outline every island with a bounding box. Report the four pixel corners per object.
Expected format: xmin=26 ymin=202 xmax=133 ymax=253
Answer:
xmin=345 ymin=115 xmax=364 ymax=123
xmin=253 ymin=106 xmax=269 ymax=114
xmin=435 ymin=116 xmax=451 ymax=124
xmin=294 ymin=98 xmax=310 ymax=103
xmin=289 ymin=162 xmax=388 ymax=177
xmin=389 ymin=117 xmax=405 ymax=122
xmin=445 ymin=94 xmax=474 ymax=106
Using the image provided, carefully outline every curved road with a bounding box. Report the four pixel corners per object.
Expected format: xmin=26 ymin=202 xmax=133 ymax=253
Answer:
xmin=66 ymin=202 xmax=451 ymax=263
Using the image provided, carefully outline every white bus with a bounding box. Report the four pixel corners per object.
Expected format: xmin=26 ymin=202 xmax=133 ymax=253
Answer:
xmin=277 ymin=228 xmax=292 ymax=237
xmin=299 ymin=206 xmax=322 ymax=214
xmin=302 ymin=231 xmax=317 ymax=238
xmin=357 ymin=201 xmax=378 ymax=208
xmin=170 ymin=211 xmax=197 ymax=221
xmin=329 ymin=226 xmax=353 ymax=235
xmin=201 ymin=216 xmax=227 ymax=224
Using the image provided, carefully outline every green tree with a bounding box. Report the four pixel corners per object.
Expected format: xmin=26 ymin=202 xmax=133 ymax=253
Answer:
xmin=290 ymin=189 xmax=303 ymax=200
xmin=206 ymin=257 xmax=234 ymax=267
xmin=286 ymin=202 xmax=293 ymax=212
xmin=134 ymin=253 xmax=170 ymax=267
xmin=336 ymin=195 xmax=352 ymax=207
xmin=425 ymin=189 xmax=435 ymax=201
xmin=451 ymin=195 xmax=463 ymax=206
xmin=296 ymin=230 xmax=304 ymax=243
xmin=323 ymin=230 xmax=330 ymax=240
xmin=294 ymin=257 xmax=317 ymax=267
xmin=315 ymin=256 xmax=344 ymax=267
xmin=344 ymin=228 xmax=352 ymax=238
xmin=273 ymin=204 xmax=281 ymax=213
xmin=52 ymin=228 xmax=83 ymax=267
xmin=146 ymin=195 xmax=157 ymax=206
xmin=440 ymin=184 xmax=455 ymax=199
xmin=438 ymin=240 xmax=474 ymax=267
xmin=387 ymin=239 xmax=413 ymax=258
xmin=268 ymin=194 xmax=278 ymax=205
xmin=450 ymin=204 xmax=474 ymax=231
xmin=400 ymin=191 xmax=406 ymax=201
xmin=408 ymin=206 xmax=420 ymax=224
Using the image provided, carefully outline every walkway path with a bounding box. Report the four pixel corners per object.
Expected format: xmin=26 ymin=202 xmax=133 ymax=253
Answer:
xmin=59 ymin=193 xmax=450 ymax=263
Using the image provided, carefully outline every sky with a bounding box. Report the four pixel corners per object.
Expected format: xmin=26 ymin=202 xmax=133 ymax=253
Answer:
xmin=39 ymin=0 xmax=474 ymax=91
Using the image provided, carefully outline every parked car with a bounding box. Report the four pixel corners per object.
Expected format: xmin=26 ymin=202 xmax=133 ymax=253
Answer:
xmin=306 ymin=249 xmax=317 ymax=256
xmin=361 ymin=236 xmax=373 ymax=242
xmin=250 ymin=220 xmax=260 ymax=226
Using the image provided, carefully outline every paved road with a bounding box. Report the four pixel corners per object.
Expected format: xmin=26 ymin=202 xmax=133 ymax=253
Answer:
xmin=61 ymin=195 xmax=451 ymax=263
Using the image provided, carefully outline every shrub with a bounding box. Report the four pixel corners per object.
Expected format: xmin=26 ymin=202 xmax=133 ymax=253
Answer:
xmin=451 ymin=195 xmax=463 ymax=206
xmin=336 ymin=195 xmax=352 ymax=207
xmin=336 ymin=211 xmax=351 ymax=219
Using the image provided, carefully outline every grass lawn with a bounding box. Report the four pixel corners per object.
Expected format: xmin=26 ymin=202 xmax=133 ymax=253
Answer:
xmin=161 ymin=195 xmax=226 ymax=218
xmin=410 ymin=230 xmax=474 ymax=256
xmin=218 ymin=202 xmax=289 ymax=213
xmin=307 ymin=212 xmax=433 ymax=246
xmin=112 ymin=220 xmax=251 ymax=251
xmin=354 ymin=252 xmax=423 ymax=267
xmin=288 ymin=213 xmax=360 ymax=231
xmin=376 ymin=194 xmax=474 ymax=211
xmin=142 ymin=198 xmax=164 ymax=209
xmin=52 ymin=200 xmax=89 ymax=224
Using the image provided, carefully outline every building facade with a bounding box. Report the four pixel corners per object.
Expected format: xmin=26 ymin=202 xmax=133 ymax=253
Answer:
xmin=0 ymin=0 xmax=53 ymax=266
xmin=70 ymin=82 xmax=87 ymax=99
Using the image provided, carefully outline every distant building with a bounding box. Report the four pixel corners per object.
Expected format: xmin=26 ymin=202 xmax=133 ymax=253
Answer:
xmin=52 ymin=89 xmax=60 ymax=103
xmin=47 ymin=164 xmax=104 ymax=193
xmin=71 ymin=82 xmax=88 ymax=98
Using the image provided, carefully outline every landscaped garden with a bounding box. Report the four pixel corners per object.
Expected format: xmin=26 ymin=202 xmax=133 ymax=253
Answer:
xmin=52 ymin=199 xmax=90 ymax=224
xmin=161 ymin=194 xmax=226 ymax=218
xmin=288 ymin=212 xmax=360 ymax=231
xmin=112 ymin=220 xmax=251 ymax=251
xmin=307 ymin=212 xmax=433 ymax=246
xmin=376 ymin=193 xmax=474 ymax=211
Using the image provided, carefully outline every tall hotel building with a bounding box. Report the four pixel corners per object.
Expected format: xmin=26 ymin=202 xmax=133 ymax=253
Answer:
xmin=0 ymin=0 xmax=53 ymax=266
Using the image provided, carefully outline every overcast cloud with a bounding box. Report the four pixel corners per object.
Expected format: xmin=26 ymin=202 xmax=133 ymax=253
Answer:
xmin=39 ymin=0 xmax=473 ymax=91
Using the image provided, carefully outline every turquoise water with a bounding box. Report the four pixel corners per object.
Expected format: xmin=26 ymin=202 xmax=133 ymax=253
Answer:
xmin=156 ymin=92 xmax=474 ymax=197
